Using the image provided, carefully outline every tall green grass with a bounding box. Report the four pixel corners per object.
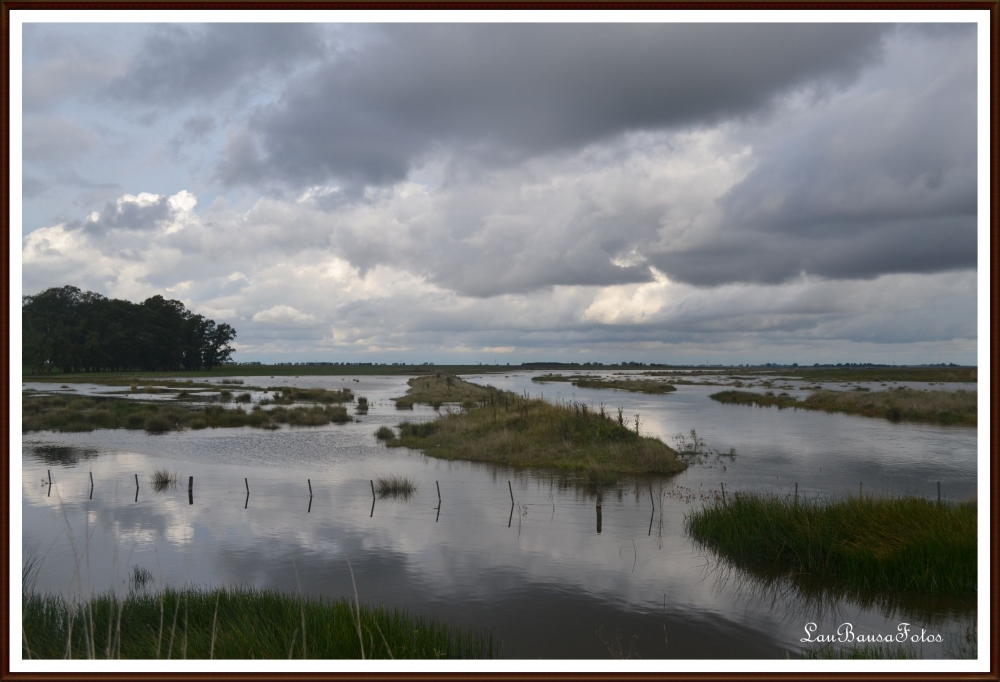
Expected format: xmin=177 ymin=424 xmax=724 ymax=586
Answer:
xmin=21 ymin=587 xmax=494 ymax=659
xmin=686 ymin=494 xmax=976 ymax=595
xmin=709 ymin=388 xmax=976 ymax=426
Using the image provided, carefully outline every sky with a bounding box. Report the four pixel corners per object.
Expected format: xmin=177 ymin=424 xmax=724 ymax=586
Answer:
xmin=18 ymin=20 xmax=982 ymax=366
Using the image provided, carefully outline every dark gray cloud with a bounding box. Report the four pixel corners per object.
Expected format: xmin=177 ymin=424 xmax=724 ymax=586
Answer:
xmin=221 ymin=23 xmax=888 ymax=188
xmin=76 ymin=195 xmax=174 ymax=236
xmin=650 ymin=26 xmax=977 ymax=286
xmin=106 ymin=24 xmax=326 ymax=106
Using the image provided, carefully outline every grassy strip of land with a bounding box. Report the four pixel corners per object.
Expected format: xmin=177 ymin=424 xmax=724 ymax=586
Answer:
xmin=22 ymin=395 xmax=352 ymax=433
xmin=383 ymin=375 xmax=685 ymax=479
xmin=24 ymin=364 xmax=513 ymax=380
xmin=709 ymin=388 xmax=976 ymax=426
xmin=686 ymin=494 xmax=976 ymax=595
xmin=531 ymin=374 xmax=676 ymax=394
xmin=393 ymin=373 xmax=495 ymax=409
xmin=21 ymin=587 xmax=494 ymax=659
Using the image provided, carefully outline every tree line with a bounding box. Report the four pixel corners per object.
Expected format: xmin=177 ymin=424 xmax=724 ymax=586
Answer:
xmin=22 ymin=285 xmax=237 ymax=373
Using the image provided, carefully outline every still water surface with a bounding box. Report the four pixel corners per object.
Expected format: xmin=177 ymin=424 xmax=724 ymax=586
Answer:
xmin=20 ymin=372 xmax=978 ymax=658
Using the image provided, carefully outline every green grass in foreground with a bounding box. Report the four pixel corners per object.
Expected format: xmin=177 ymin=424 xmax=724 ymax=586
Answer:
xmin=686 ymin=494 xmax=976 ymax=595
xmin=22 ymin=587 xmax=494 ymax=659
xmin=709 ymin=388 xmax=976 ymax=426
xmin=384 ymin=375 xmax=685 ymax=479
xmin=802 ymin=644 xmax=918 ymax=659
xmin=22 ymin=395 xmax=352 ymax=433
xmin=532 ymin=374 xmax=677 ymax=394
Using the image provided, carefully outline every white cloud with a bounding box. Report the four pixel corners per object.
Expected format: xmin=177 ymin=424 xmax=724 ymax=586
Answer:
xmin=252 ymin=305 xmax=318 ymax=326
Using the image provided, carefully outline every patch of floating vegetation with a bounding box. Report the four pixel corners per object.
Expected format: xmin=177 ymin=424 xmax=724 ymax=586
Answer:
xmin=531 ymin=374 xmax=677 ymax=394
xmin=263 ymin=387 xmax=354 ymax=405
xmin=21 ymin=394 xmax=353 ymax=433
xmin=385 ymin=374 xmax=685 ymax=479
xmin=709 ymin=388 xmax=976 ymax=426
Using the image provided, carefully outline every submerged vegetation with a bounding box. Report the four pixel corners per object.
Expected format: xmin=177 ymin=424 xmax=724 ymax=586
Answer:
xmin=22 ymin=395 xmax=353 ymax=433
xmin=686 ymin=494 xmax=976 ymax=595
xmin=532 ymin=374 xmax=677 ymax=394
xmin=386 ymin=374 xmax=685 ymax=479
xmin=709 ymin=388 xmax=976 ymax=426
xmin=21 ymin=587 xmax=494 ymax=659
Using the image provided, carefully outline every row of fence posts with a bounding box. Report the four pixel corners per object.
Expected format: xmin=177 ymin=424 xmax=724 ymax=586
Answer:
xmin=44 ymin=471 xmax=950 ymax=519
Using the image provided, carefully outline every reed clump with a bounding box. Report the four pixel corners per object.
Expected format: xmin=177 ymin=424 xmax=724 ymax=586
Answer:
xmin=374 ymin=426 xmax=396 ymax=441
xmin=387 ymin=375 xmax=685 ymax=478
xmin=686 ymin=493 xmax=976 ymax=595
xmin=375 ymin=476 xmax=417 ymax=499
xmin=709 ymin=388 xmax=976 ymax=426
xmin=356 ymin=397 xmax=369 ymax=414
xmin=150 ymin=469 xmax=179 ymax=492
xmin=21 ymin=587 xmax=495 ymax=659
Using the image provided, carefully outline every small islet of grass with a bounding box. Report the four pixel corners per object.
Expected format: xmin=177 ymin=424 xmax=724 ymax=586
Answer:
xmin=686 ymin=493 xmax=976 ymax=596
xmin=383 ymin=374 xmax=685 ymax=480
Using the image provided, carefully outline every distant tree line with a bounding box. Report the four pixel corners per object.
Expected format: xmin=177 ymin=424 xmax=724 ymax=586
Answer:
xmin=22 ymin=285 xmax=237 ymax=373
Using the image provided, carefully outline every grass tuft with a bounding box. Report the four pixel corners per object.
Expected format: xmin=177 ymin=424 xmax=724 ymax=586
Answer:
xmin=150 ymin=469 xmax=179 ymax=492
xmin=375 ymin=476 xmax=417 ymax=500
xmin=374 ymin=426 xmax=396 ymax=441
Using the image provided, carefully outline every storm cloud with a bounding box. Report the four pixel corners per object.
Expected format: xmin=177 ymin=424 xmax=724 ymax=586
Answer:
xmin=220 ymin=24 xmax=888 ymax=188
xmin=18 ymin=20 xmax=982 ymax=364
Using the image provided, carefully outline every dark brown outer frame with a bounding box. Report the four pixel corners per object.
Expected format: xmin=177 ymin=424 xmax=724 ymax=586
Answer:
xmin=0 ymin=3 xmax=996 ymax=680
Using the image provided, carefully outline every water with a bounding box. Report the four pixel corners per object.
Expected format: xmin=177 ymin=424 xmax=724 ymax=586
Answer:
xmin=19 ymin=372 xmax=979 ymax=659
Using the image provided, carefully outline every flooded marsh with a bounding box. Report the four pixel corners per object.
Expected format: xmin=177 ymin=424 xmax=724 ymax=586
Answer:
xmin=19 ymin=371 xmax=979 ymax=659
